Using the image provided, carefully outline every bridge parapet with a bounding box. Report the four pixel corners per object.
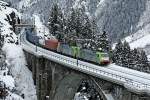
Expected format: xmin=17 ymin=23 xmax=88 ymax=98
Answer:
xmin=21 ymin=31 xmax=150 ymax=100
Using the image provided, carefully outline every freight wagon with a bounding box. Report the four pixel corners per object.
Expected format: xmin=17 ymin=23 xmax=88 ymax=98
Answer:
xmin=44 ymin=39 xmax=59 ymax=50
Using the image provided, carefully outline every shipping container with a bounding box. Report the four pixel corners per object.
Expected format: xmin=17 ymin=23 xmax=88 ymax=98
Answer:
xmin=58 ymin=43 xmax=72 ymax=56
xmin=44 ymin=39 xmax=59 ymax=50
xmin=26 ymin=29 xmax=39 ymax=45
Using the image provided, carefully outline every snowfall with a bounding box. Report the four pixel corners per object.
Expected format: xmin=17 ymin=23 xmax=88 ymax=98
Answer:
xmin=0 ymin=1 xmax=37 ymax=100
xmin=2 ymin=0 xmax=150 ymax=100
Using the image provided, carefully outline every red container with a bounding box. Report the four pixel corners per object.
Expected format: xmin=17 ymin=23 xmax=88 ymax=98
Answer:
xmin=45 ymin=39 xmax=59 ymax=50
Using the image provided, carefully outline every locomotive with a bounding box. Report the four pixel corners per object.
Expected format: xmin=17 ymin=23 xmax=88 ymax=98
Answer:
xmin=26 ymin=29 xmax=110 ymax=65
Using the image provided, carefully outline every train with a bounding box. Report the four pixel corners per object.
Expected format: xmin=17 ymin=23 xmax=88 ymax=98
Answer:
xmin=25 ymin=29 xmax=110 ymax=66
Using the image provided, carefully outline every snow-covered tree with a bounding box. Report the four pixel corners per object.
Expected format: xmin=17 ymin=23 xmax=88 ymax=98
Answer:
xmin=122 ymin=41 xmax=131 ymax=67
xmin=65 ymin=7 xmax=96 ymax=48
xmin=75 ymin=79 xmax=101 ymax=100
xmin=129 ymin=49 xmax=138 ymax=69
xmin=81 ymin=16 xmax=98 ymax=49
xmin=0 ymin=34 xmax=4 ymax=49
xmin=82 ymin=16 xmax=92 ymax=39
xmin=6 ymin=11 xmax=16 ymax=32
xmin=139 ymin=50 xmax=149 ymax=72
xmin=91 ymin=17 xmax=99 ymax=37
xmin=48 ymin=4 xmax=64 ymax=41
xmin=113 ymin=40 xmax=150 ymax=73
xmin=66 ymin=8 xmax=77 ymax=34
xmin=113 ymin=39 xmax=124 ymax=66
xmin=75 ymin=9 xmax=83 ymax=38
xmin=132 ymin=49 xmax=141 ymax=70
xmin=95 ymin=31 xmax=110 ymax=52
xmin=129 ymin=49 xmax=149 ymax=72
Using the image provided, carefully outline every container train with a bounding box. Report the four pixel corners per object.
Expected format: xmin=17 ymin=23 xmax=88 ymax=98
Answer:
xmin=26 ymin=29 xmax=110 ymax=65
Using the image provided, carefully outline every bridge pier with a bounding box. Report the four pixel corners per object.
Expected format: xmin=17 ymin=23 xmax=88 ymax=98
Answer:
xmin=23 ymin=51 xmax=86 ymax=100
xmin=35 ymin=57 xmax=54 ymax=100
xmin=23 ymin=50 xmax=150 ymax=100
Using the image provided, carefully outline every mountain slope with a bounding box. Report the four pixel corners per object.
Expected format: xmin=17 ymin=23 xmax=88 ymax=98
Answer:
xmin=2 ymin=0 xmax=150 ymax=42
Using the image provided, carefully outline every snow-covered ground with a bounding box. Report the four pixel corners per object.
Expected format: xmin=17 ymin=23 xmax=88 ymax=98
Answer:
xmin=2 ymin=44 xmax=37 ymax=100
xmin=74 ymin=92 xmax=89 ymax=100
xmin=33 ymin=14 xmax=54 ymax=40
xmin=112 ymin=26 xmax=150 ymax=60
xmin=0 ymin=1 xmax=37 ymax=100
xmin=0 ymin=3 xmax=19 ymax=43
xmin=124 ymin=32 xmax=150 ymax=49
xmin=112 ymin=0 xmax=150 ymax=59
xmin=18 ymin=0 xmax=37 ymax=10
xmin=112 ymin=32 xmax=150 ymax=50
xmin=122 ymin=27 xmax=150 ymax=60
xmin=0 ymin=66 xmax=22 ymax=100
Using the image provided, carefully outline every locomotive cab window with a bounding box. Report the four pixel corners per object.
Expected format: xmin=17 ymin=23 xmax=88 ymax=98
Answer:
xmin=102 ymin=53 xmax=109 ymax=57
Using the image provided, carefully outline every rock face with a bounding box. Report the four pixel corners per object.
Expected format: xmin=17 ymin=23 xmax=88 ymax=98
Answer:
xmin=52 ymin=72 xmax=85 ymax=100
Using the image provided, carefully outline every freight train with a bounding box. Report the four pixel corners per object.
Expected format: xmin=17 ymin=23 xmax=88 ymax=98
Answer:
xmin=25 ymin=29 xmax=110 ymax=65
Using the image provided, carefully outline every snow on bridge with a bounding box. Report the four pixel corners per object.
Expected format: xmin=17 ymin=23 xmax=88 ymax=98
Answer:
xmin=21 ymin=32 xmax=150 ymax=95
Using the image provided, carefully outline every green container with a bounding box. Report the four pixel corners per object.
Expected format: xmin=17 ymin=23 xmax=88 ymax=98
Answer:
xmin=58 ymin=43 xmax=72 ymax=56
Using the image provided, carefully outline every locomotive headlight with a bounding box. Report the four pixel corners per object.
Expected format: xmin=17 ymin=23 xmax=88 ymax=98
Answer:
xmin=103 ymin=57 xmax=109 ymax=61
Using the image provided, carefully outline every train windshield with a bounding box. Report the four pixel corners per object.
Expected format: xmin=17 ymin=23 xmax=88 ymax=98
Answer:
xmin=101 ymin=53 xmax=109 ymax=57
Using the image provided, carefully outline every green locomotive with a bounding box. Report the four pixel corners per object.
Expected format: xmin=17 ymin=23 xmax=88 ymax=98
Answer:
xmin=58 ymin=44 xmax=110 ymax=65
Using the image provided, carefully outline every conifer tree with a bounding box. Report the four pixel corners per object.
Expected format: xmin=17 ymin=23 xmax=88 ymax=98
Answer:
xmin=75 ymin=9 xmax=83 ymax=38
xmin=67 ymin=8 xmax=77 ymax=34
xmin=139 ymin=50 xmax=149 ymax=72
xmin=95 ymin=34 xmax=101 ymax=50
xmin=91 ymin=17 xmax=99 ymax=37
xmin=82 ymin=16 xmax=95 ymax=49
xmin=6 ymin=11 xmax=16 ymax=32
xmin=95 ymin=31 xmax=110 ymax=52
xmin=129 ymin=49 xmax=141 ymax=70
xmin=89 ymin=17 xmax=99 ymax=50
xmin=113 ymin=39 xmax=124 ymax=66
xmin=122 ymin=41 xmax=131 ymax=67
xmin=66 ymin=8 xmax=97 ymax=49
xmin=129 ymin=49 xmax=137 ymax=68
xmin=113 ymin=40 xmax=150 ymax=73
xmin=0 ymin=34 xmax=4 ymax=49
xmin=48 ymin=4 xmax=64 ymax=41
xmin=82 ymin=16 xmax=92 ymax=39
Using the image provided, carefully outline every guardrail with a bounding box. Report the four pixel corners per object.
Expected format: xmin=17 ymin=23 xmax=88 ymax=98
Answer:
xmin=40 ymin=46 xmax=150 ymax=91
xmin=22 ymin=33 xmax=150 ymax=94
xmin=48 ymin=49 xmax=150 ymax=89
